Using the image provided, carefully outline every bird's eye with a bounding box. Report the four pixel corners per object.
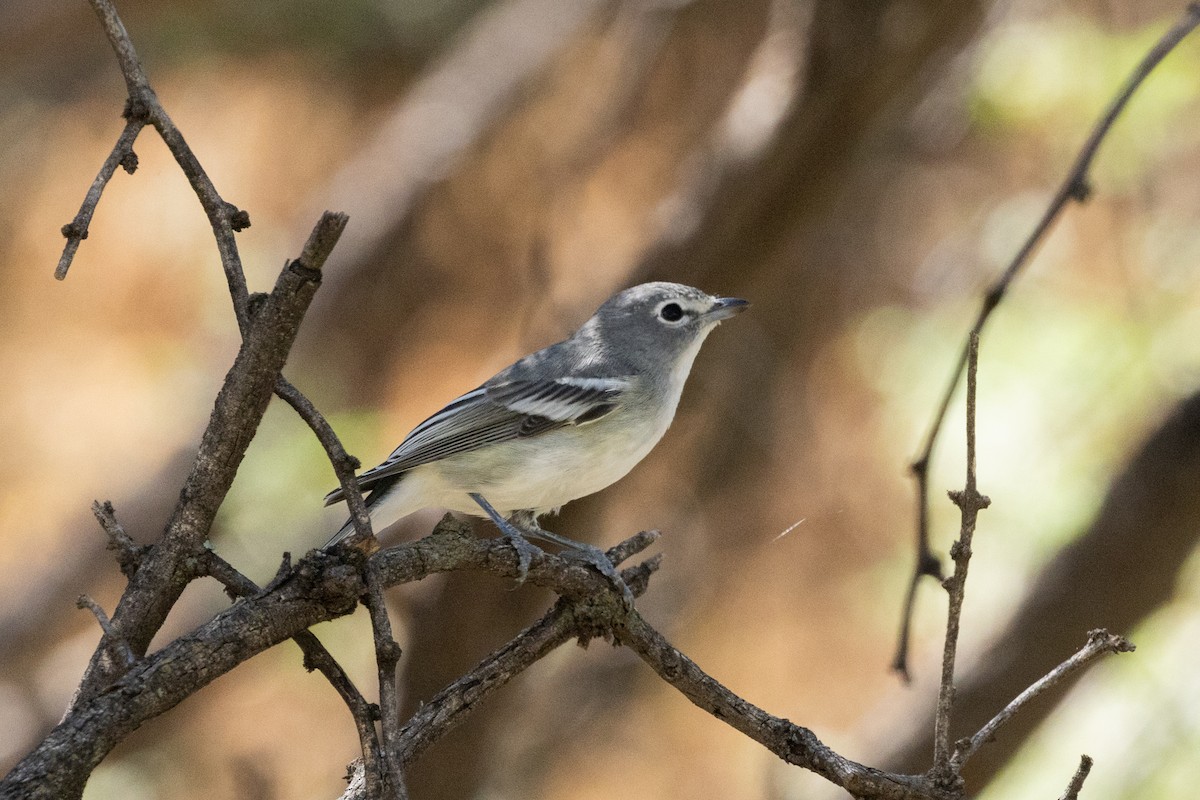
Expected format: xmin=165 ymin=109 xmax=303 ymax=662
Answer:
xmin=659 ymin=302 xmax=684 ymax=322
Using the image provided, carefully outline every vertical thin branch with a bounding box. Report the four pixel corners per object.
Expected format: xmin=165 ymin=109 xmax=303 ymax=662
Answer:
xmin=931 ymin=332 xmax=989 ymax=783
xmin=893 ymin=1 xmax=1200 ymax=679
xmin=365 ymin=564 xmax=408 ymax=799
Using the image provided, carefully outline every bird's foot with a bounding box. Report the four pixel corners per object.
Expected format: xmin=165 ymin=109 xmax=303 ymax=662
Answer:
xmin=559 ymin=543 xmax=634 ymax=609
xmin=469 ymin=493 xmax=541 ymax=582
xmin=468 ymin=494 xmax=633 ymax=604
xmin=510 ymin=515 xmax=633 ymax=608
xmin=501 ymin=527 xmax=540 ymax=583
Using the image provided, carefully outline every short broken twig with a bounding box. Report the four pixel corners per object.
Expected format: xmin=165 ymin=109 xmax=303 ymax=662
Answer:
xmin=76 ymin=595 xmax=135 ymax=669
xmin=1058 ymin=754 xmax=1094 ymax=800
xmin=91 ymin=500 xmax=145 ymax=579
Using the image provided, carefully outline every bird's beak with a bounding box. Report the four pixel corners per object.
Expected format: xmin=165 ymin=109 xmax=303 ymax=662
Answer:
xmin=705 ymin=296 xmax=750 ymax=322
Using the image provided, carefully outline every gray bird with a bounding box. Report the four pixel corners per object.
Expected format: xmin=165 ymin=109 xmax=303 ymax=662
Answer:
xmin=323 ymin=281 xmax=748 ymax=596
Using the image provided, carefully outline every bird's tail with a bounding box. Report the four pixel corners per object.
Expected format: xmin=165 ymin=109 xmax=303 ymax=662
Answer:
xmin=323 ymin=518 xmax=358 ymax=550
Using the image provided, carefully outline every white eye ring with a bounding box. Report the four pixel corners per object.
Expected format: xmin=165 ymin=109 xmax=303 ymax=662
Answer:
xmin=657 ymin=302 xmax=685 ymax=323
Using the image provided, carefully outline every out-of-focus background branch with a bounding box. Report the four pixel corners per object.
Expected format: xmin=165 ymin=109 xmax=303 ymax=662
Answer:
xmin=3 ymin=1 xmax=1200 ymax=799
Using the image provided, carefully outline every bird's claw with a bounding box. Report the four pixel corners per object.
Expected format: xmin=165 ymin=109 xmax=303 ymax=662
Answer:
xmin=503 ymin=529 xmax=540 ymax=583
xmin=466 ymin=493 xmax=632 ymax=603
xmin=562 ymin=545 xmax=634 ymax=609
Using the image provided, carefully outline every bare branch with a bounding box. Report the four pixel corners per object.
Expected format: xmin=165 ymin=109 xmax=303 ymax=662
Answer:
xmin=618 ymin=611 xmax=944 ymax=800
xmin=198 ymin=549 xmax=387 ymax=799
xmin=952 ymin=631 xmax=1133 ymax=770
xmin=931 ymin=333 xmax=990 ymax=785
xmin=85 ymin=0 xmax=152 ymax=99
xmin=364 ymin=564 xmax=408 ymax=799
xmin=893 ymin=1 xmax=1200 ymax=678
xmin=81 ymin=0 xmax=253 ymax=330
xmin=275 ymin=377 xmax=374 ymax=548
xmin=55 ymin=119 xmax=144 ymax=280
xmin=3 ymin=547 xmax=366 ymax=800
xmin=1057 ymin=755 xmax=1094 ymax=800
xmin=3 ymin=520 xmax=663 ymax=799
xmin=74 ymin=214 xmax=338 ymax=702
xmin=393 ymin=548 xmax=662 ymax=771
xmin=269 ymin=215 xmax=382 ymax=548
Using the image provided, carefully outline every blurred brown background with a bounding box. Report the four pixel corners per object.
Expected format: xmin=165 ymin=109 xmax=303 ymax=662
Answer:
xmin=3 ymin=1 xmax=1200 ymax=798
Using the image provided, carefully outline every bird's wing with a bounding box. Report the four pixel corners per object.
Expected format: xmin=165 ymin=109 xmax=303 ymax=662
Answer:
xmin=322 ymin=377 xmax=628 ymax=505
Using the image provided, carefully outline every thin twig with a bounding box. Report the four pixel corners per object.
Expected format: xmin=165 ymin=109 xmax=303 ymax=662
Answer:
xmin=198 ymin=549 xmax=388 ymax=800
xmin=618 ymin=611 xmax=942 ymax=800
xmin=76 ymin=595 xmax=136 ymax=669
xmin=364 ymin=564 xmax=408 ymax=799
xmin=56 ymin=119 xmax=144 ymax=280
xmin=267 ymin=213 xmax=376 ymax=547
xmin=275 ymin=377 xmax=373 ymax=547
xmin=931 ymin=332 xmax=989 ymax=784
xmin=952 ymin=631 xmax=1133 ymax=769
xmin=892 ymin=1 xmax=1200 ymax=679
xmin=1057 ymin=755 xmax=1094 ymax=800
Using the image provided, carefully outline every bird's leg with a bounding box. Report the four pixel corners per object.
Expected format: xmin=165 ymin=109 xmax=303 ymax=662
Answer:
xmin=469 ymin=493 xmax=541 ymax=582
xmin=510 ymin=512 xmax=634 ymax=608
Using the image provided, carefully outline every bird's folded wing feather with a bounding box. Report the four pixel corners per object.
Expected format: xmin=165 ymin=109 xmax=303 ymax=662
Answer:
xmin=323 ymin=377 xmax=628 ymax=505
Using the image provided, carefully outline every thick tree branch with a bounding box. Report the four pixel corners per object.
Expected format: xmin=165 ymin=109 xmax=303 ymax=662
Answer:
xmin=893 ymin=1 xmax=1200 ymax=679
xmin=3 ymin=549 xmax=367 ymax=800
xmin=2 ymin=520 xmax=656 ymax=799
xmin=75 ymin=213 xmax=343 ymax=702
